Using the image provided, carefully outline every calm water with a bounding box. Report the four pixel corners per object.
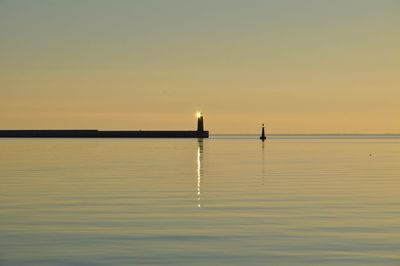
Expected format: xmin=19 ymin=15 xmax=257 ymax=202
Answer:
xmin=1 ymin=136 xmax=400 ymax=265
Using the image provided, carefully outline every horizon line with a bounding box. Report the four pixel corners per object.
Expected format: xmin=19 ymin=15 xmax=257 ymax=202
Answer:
xmin=212 ymin=133 xmax=400 ymax=136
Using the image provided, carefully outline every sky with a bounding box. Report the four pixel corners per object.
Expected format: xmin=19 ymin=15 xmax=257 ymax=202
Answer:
xmin=1 ymin=0 xmax=399 ymax=133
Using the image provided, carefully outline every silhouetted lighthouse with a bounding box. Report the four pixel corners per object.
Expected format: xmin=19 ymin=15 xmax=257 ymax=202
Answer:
xmin=197 ymin=112 xmax=204 ymax=132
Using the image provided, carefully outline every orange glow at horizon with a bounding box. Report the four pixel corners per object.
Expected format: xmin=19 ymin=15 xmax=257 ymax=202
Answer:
xmin=1 ymin=1 xmax=399 ymax=133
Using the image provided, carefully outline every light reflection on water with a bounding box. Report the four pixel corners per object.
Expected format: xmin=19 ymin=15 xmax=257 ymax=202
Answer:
xmin=197 ymin=139 xmax=203 ymax=208
xmin=1 ymin=136 xmax=400 ymax=265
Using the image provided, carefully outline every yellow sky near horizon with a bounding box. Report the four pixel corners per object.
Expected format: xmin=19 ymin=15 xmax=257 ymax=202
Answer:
xmin=1 ymin=0 xmax=399 ymax=133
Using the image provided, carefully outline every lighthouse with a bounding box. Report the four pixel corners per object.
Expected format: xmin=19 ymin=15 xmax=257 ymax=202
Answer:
xmin=197 ymin=112 xmax=204 ymax=132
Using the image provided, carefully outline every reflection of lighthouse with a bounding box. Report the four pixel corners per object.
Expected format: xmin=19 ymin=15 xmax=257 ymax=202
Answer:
xmin=197 ymin=138 xmax=204 ymax=208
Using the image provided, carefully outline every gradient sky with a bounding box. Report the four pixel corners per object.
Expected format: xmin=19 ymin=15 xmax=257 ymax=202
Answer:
xmin=1 ymin=0 xmax=399 ymax=133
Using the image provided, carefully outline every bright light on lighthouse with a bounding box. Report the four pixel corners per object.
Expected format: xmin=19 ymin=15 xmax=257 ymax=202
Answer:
xmin=196 ymin=112 xmax=202 ymax=118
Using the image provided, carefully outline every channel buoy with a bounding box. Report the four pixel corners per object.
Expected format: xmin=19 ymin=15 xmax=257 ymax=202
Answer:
xmin=260 ymin=124 xmax=266 ymax=141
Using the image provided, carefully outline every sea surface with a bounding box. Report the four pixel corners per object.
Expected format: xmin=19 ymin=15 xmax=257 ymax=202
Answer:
xmin=1 ymin=136 xmax=400 ymax=265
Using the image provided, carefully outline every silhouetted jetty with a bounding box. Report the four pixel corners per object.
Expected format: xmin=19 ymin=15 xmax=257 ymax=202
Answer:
xmin=0 ymin=114 xmax=209 ymax=139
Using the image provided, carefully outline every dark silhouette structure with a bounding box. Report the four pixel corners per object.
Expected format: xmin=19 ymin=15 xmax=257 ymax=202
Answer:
xmin=0 ymin=114 xmax=209 ymax=138
xmin=260 ymin=124 xmax=266 ymax=141
xmin=197 ymin=113 xmax=204 ymax=132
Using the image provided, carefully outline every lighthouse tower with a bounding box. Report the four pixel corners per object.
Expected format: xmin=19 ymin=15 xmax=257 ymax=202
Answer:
xmin=197 ymin=112 xmax=204 ymax=132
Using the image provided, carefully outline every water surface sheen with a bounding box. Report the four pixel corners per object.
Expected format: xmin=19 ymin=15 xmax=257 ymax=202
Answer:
xmin=1 ymin=136 xmax=400 ymax=265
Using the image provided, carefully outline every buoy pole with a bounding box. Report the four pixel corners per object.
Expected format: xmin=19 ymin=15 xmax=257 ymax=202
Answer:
xmin=260 ymin=124 xmax=266 ymax=141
